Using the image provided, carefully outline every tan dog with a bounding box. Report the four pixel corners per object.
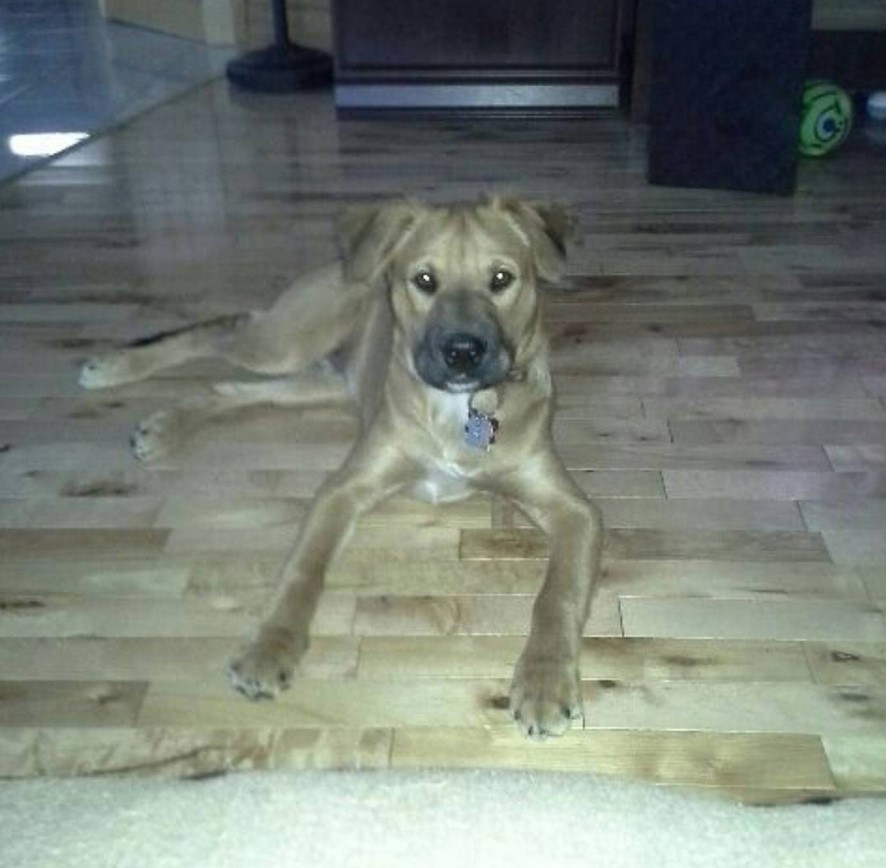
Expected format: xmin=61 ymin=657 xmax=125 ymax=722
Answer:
xmin=79 ymin=197 xmax=603 ymax=738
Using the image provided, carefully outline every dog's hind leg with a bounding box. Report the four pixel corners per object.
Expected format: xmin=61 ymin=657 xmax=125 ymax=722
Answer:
xmin=80 ymin=312 xmax=258 ymax=389
xmin=130 ymin=366 xmax=349 ymax=462
xmin=80 ymin=265 xmax=370 ymax=390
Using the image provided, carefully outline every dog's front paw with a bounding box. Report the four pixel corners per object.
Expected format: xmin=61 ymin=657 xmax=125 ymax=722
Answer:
xmin=79 ymin=353 xmax=137 ymax=390
xmin=509 ymin=651 xmax=582 ymax=740
xmin=130 ymin=410 xmax=180 ymax=462
xmin=227 ymin=630 xmax=306 ymax=700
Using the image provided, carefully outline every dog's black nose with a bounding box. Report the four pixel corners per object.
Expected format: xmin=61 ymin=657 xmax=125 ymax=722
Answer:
xmin=441 ymin=332 xmax=487 ymax=374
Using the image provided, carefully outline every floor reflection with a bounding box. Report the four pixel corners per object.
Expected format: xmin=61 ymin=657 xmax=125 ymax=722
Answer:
xmin=0 ymin=0 xmax=233 ymax=184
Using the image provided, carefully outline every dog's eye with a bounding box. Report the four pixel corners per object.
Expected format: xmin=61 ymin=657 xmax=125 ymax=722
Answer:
xmin=490 ymin=269 xmax=515 ymax=292
xmin=411 ymin=270 xmax=437 ymax=294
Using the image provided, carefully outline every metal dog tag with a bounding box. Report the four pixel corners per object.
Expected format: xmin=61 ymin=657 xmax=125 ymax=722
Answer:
xmin=464 ymin=408 xmax=499 ymax=451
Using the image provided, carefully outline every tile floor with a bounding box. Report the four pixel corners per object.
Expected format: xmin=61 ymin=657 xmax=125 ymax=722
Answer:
xmin=0 ymin=0 xmax=233 ymax=184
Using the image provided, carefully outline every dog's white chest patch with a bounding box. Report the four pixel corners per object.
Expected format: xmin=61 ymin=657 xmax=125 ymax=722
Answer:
xmin=430 ymin=390 xmax=471 ymax=429
xmin=409 ymin=391 xmax=479 ymax=503
xmin=409 ymin=468 xmax=473 ymax=504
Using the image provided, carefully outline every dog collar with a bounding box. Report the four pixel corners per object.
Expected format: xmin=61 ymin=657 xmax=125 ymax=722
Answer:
xmin=464 ymin=388 xmax=499 ymax=451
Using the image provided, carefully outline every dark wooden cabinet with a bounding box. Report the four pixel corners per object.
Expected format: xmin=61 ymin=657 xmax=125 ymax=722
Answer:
xmin=334 ymin=0 xmax=630 ymax=114
xmin=647 ymin=0 xmax=813 ymax=195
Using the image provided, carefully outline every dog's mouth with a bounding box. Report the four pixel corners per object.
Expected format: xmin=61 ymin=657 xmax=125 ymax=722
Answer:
xmin=415 ymin=351 xmax=512 ymax=394
xmin=443 ymin=377 xmax=481 ymax=393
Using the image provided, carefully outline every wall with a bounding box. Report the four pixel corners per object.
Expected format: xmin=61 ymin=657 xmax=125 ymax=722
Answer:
xmin=101 ymin=0 xmax=240 ymax=45
xmin=813 ymin=0 xmax=886 ymax=31
xmin=237 ymin=0 xmax=332 ymax=51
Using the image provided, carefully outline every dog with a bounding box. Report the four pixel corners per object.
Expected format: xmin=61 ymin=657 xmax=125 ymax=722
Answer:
xmin=79 ymin=196 xmax=603 ymax=739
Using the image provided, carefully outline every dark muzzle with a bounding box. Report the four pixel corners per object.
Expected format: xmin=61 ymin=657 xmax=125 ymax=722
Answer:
xmin=440 ymin=332 xmax=487 ymax=376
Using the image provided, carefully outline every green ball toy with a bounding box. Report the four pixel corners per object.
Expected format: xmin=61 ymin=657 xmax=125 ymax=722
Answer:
xmin=799 ymin=80 xmax=854 ymax=157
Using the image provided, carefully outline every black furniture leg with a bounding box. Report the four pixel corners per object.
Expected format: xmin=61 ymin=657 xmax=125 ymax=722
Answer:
xmin=226 ymin=0 xmax=332 ymax=93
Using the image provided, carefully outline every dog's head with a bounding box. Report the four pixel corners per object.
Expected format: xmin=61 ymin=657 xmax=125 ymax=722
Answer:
xmin=339 ymin=196 xmax=573 ymax=392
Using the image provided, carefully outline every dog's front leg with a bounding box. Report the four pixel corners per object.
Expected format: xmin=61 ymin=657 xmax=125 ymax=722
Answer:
xmin=495 ymin=452 xmax=603 ymax=739
xmin=228 ymin=440 xmax=411 ymax=700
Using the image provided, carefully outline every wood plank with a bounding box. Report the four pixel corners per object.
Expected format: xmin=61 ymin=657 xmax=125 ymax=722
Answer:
xmin=357 ymin=637 xmax=810 ymax=681
xmin=800 ymin=500 xmax=886 ymax=531
xmin=0 ymin=496 xmax=163 ymax=529
xmin=821 ymin=529 xmax=886 ymax=566
xmin=859 ymin=566 xmax=886 ymax=602
xmin=863 ymin=376 xmax=886 ymax=397
xmin=353 ymin=594 xmax=622 ymax=638
xmin=137 ymin=679 xmax=514 ymax=729
xmin=165 ymin=526 xmax=462 ymax=560
xmin=644 ymin=397 xmax=886 ymax=422
xmin=552 ymin=417 xmax=672 ymax=445
xmin=0 ymin=560 xmax=191 ymax=596
xmin=0 ymin=468 xmax=330 ymax=499
xmin=459 ymin=529 xmax=548 ymax=560
xmin=327 ymin=560 xmax=546 ymax=596
xmin=0 ymin=442 xmax=143 ymax=472
xmin=0 ymin=375 xmax=100 ymax=399
xmin=671 ymin=420 xmax=886 ymax=447
xmin=584 ymin=681 xmax=886 ymax=736
xmin=0 ymin=398 xmax=39 ymax=421
xmin=805 ymin=643 xmax=886 ymax=689
xmin=0 ymin=593 xmax=355 ymax=638
xmin=605 ymin=529 xmax=831 ymax=562
xmin=548 ymin=338 xmax=682 ymax=379
xmin=0 ymin=528 xmax=168 ymax=561
xmin=821 ymin=736 xmax=886 ymax=794
xmin=391 ymin=728 xmax=835 ymax=795
xmin=544 ymin=302 xmax=756 ymax=324
xmin=554 ymin=274 xmax=796 ymax=304
xmin=680 ymin=335 xmax=886 ymax=363
xmin=557 ymin=443 xmax=831 ymax=471
xmin=551 ymin=394 xmax=645 ymax=420
xmin=825 ymin=445 xmax=886 ymax=471
xmin=0 ymin=419 xmax=141 ymax=445
xmin=155 ymin=494 xmax=492 ymax=530
xmin=461 ymin=528 xmax=832 ymax=563
xmin=0 ymin=681 xmax=146 ymax=727
xmin=571 ymin=470 xmax=665 ymax=498
xmin=556 ymin=374 xmax=869 ymax=399
xmin=620 ymin=599 xmax=886 ymax=642
xmin=0 ymin=303 xmax=140 ymax=323
xmin=754 ymin=302 xmax=886 ymax=323
xmin=0 ymin=727 xmax=393 ymax=777
xmin=0 ymin=637 xmax=359 ymax=681
xmin=513 ymin=498 xmax=806 ymax=532
xmin=663 ymin=470 xmax=886 ymax=501
xmin=600 ymin=560 xmax=868 ymax=600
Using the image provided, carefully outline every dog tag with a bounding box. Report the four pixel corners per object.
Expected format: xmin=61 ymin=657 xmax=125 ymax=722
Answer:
xmin=464 ymin=408 xmax=499 ymax=451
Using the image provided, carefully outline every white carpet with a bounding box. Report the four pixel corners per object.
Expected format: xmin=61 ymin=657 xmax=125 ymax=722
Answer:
xmin=1 ymin=770 xmax=883 ymax=868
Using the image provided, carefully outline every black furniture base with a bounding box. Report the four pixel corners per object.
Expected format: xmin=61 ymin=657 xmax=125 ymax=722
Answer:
xmin=226 ymin=44 xmax=332 ymax=93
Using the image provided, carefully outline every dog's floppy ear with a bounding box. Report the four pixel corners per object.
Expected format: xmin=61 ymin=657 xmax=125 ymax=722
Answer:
xmin=493 ymin=197 xmax=575 ymax=283
xmin=337 ymin=200 xmax=422 ymax=283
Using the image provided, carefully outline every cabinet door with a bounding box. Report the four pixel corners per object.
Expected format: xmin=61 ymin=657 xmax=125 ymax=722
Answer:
xmin=336 ymin=0 xmax=621 ymax=78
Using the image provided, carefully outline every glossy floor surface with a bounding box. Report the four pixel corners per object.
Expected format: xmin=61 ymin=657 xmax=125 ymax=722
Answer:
xmin=0 ymin=81 xmax=885 ymax=802
xmin=0 ymin=0 xmax=232 ymax=183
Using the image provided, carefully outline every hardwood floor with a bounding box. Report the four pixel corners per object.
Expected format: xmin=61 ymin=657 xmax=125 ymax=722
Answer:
xmin=0 ymin=84 xmax=885 ymax=802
